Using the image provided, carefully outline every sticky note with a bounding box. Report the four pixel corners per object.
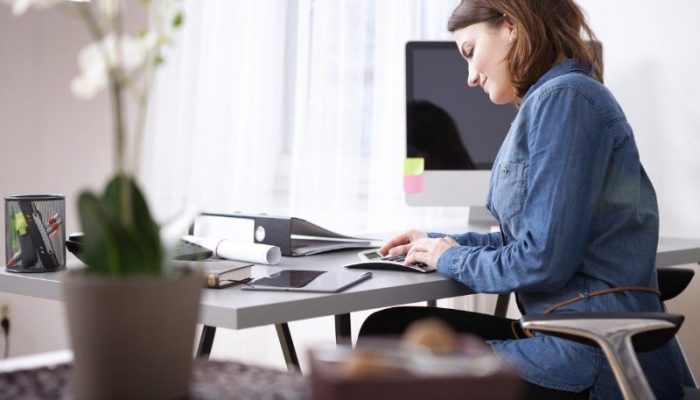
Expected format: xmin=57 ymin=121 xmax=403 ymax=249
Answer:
xmin=404 ymin=175 xmax=424 ymax=193
xmin=404 ymin=158 xmax=424 ymax=176
xmin=13 ymin=212 xmax=27 ymax=235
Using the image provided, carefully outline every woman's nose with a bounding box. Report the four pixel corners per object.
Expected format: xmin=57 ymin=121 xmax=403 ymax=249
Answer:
xmin=467 ymin=65 xmax=479 ymax=87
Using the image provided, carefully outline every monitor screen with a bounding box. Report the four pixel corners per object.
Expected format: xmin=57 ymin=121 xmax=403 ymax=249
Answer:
xmin=406 ymin=41 xmax=517 ymax=170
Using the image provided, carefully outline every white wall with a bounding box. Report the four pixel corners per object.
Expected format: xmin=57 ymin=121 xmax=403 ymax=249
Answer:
xmin=0 ymin=0 xmax=699 ymax=375
xmin=0 ymin=6 xmax=112 ymax=356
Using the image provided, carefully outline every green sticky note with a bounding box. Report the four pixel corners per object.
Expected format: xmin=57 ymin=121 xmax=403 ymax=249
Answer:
xmin=9 ymin=214 xmax=18 ymax=250
xmin=404 ymin=158 xmax=424 ymax=176
xmin=14 ymin=212 xmax=27 ymax=236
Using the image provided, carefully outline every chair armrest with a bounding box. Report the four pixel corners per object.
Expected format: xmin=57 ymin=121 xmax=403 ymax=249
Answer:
xmin=520 ymin=312 xmax=683 ymax=352
xmin=520 ymin=313 xmax=684 ymax=400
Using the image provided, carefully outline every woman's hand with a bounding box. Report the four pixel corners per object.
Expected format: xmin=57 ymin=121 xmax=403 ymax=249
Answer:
xmin=404 ymin=236 xmax=458 ymax=268
xmin=378 ymin=229 xmax=428 ymax=256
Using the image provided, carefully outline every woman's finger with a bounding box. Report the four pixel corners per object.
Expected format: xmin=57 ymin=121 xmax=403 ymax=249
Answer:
xmin=388 ymin=243 xmax=413 ymax=256
xmin=404 ymin=248 xmax=429 ymax=266
xmin=378 ymin=233 xmax=411 ymax=255
xmin=407 ymin=239 xmax=432 ymax=254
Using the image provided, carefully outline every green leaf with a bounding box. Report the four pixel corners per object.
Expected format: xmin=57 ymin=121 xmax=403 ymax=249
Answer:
xmin=78 ymin=192 xmax=121 ymax=275
xmin=78 ymin=175 xmax=163 ymax=276
xmin=103 ymin=175 xmax=163 ymax=274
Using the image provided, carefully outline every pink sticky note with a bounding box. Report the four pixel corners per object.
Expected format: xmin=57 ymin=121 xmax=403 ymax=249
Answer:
xmin=404 ymin=175 xmax=424 ymax=193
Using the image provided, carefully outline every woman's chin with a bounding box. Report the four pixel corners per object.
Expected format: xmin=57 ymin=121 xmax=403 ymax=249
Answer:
xmin=489 ymin=91 xmax=515 ymax=105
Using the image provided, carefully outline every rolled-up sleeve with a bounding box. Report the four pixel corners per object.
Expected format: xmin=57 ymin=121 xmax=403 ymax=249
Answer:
xmin=428 ymin=231 xmax=503 ymax=247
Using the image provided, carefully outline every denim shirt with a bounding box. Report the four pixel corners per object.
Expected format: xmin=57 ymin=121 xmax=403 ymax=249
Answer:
xmin=430 ymin=59 xmax=683 ymax=398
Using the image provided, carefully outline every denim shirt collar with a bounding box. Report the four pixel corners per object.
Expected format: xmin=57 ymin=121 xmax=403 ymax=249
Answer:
xmin=522 ymin=58 xmax=591 ymax=103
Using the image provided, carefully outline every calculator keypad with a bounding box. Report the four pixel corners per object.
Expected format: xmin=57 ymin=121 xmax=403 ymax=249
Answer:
xmin=380 ymin=255 xmax=429 ymax=269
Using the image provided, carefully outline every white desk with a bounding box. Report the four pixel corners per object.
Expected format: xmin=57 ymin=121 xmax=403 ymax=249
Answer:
xmin=0 ymin=249 xmax=472 ymax=370
xmin=0 ymin=250 xmax=471 ymax=328
xmin=2 ymin=236 xmax=699 ymax=370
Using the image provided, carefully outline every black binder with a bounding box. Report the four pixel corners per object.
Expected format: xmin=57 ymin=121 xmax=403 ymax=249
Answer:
xmin=194 ymin=213 xmax=377 ymax=256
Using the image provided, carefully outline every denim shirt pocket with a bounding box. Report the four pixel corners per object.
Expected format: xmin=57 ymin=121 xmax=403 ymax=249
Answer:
xmin=491 ymin=161 xmax=527 ymax=221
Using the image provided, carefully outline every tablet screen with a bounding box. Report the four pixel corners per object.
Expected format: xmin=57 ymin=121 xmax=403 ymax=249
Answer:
xmin=250 ymin=270 xmax=325 ymax=288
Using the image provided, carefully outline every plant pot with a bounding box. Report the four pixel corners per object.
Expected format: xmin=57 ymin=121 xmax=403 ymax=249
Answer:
xmin=63 ymin=270 xmax=203 ymax=400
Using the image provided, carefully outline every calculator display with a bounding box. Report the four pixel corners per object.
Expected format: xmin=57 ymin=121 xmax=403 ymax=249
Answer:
xmin=363 ymin=251 xmax=382 ymax=260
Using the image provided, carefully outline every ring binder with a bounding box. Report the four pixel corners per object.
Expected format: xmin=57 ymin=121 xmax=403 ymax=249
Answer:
xmin=193 ymin=213 xmax=378 ymax=256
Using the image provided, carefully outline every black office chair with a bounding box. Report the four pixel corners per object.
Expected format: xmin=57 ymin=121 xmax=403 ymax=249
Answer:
xmin=521 ymin=267 xmax=699 ymax=400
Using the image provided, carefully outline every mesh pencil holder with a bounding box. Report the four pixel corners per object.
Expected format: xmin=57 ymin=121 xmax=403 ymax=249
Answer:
xmin=5 ymin=194 xmax=66 ymax=272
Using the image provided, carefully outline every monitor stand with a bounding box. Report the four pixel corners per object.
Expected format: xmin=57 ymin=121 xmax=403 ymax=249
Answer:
xmin=468 ymin=206 xmax=497 ymax=232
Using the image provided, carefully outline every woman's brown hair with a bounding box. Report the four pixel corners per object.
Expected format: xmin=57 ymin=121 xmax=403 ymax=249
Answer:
xmin=447 ymin=0 xmax=603 ymax=102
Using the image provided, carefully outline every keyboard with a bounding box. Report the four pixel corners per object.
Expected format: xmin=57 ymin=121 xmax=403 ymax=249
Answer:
xmin=343 ymin=250 xmax=435 ymax=273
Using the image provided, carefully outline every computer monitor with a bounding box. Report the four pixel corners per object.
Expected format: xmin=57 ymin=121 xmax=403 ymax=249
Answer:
xmin=405 ymin=41 xmax=517 ymax=222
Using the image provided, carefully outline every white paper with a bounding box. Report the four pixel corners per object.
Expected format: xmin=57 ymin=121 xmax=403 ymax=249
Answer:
xmin=183 ymin=235 xmax=281 ymax=265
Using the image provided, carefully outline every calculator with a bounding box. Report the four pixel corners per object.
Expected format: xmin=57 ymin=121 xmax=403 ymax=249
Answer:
xmin=343 ymin=249 xmax=435 ymax=273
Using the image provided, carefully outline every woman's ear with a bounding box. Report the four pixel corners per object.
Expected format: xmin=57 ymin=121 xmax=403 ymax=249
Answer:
xmin=504 ymin=17 xmax=517 ymax=42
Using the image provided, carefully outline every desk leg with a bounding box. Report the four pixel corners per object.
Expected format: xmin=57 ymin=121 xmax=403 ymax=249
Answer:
xmin=275 ymin=323 xmax=300 ymax=372
xmin=494 ymin=293 xmax=511 ymax=317
xmin=196 ymin=325 xmax=216 ymax=358
xmin=335 ymin=314 xmax=351 ymax=346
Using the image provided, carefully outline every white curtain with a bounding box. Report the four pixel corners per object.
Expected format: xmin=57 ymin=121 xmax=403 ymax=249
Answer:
xmin=141 ymin=0 xmax=499 ymax=369
xmin=142 ymin=0 xmax=468 ymax=234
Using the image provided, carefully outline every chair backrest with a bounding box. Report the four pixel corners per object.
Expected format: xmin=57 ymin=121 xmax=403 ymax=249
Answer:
xmin=656 ymin=267 xmax=698 ymax=390
xmin=658 ymin=268 xmax=695 ymax=302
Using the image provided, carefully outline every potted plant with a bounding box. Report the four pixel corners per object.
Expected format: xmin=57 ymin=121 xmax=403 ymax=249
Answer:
xmin=5 ymin=1 xmax=201 ymax=399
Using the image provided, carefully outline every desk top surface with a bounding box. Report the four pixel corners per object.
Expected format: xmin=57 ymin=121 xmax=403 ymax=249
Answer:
xmin=0 ymin=249 xmax=473 ymax=330
xmin=1 ymin=236 xmax=699 ymax=330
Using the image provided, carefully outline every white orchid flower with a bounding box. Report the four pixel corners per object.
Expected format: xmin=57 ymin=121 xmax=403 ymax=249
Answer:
xmin=6 ymin=0 xmax=89 ymax=15
xmin=7 ymin=0 xmax=62 ymax=15
xmin=97 ymin=0 xmax=118 ymax=19
xmin=70 ymin=32 xmax=160 ymax=99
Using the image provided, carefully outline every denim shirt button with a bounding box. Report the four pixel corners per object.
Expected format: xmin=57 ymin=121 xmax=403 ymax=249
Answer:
xmin=501 ymin=167 xmax=509 ymax=175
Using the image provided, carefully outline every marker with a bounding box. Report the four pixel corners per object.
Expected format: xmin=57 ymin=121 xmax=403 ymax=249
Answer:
xmin=47 ymin=218 xmax=62 ymax=238
xmin=6 ymin=250 xmax=21 ymax=267
xmin=47 ymin=213 xmax=59 ymax=225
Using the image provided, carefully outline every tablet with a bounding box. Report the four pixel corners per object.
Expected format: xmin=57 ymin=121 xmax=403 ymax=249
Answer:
xmin=242 ymin=270 xmax=372 ymax=293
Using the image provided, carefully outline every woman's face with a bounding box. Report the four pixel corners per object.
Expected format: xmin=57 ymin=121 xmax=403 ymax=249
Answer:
xmin=453 ymin=21 xmax=516 ymax=105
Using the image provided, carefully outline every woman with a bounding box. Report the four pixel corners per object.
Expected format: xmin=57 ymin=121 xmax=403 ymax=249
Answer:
xmin=360 ymin=1 xmax=684 ymax=399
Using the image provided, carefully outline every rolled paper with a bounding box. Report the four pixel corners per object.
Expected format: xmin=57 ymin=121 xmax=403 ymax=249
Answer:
xmin=403 ymin=175 xmax=424 ymax=193
xmin=182 ymin=235 xmax=282 ymax=265
xmin=404 ymin=158 xmax=425 ymax=176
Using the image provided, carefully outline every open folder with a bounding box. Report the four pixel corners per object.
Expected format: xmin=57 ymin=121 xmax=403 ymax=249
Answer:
xmin=193 ymin=213 xmax=378 ymax=256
